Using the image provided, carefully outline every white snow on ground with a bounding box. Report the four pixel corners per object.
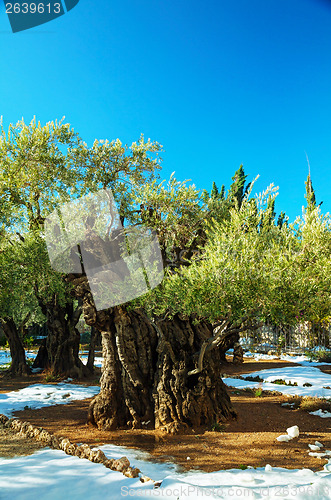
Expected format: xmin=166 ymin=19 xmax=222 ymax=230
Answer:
xmin=0 ymin=383 xmax=100 ymax=417
xmin=0 ymin=349 xmax=103 ymax=368
xmin=0 ymin=349 xmax=11 ymax=367
xmin=2 ymin=352 xmax=331 ymax=498
xmin=0 ymin=349 xmax=36 ymax=367
xmin=224 ymin=365 xmax=331 ymax=399
xmin=243 ymin=350 xmax=330 ymax=366
xmin=1 ymin=447 xmax=331 ymax=499
xmin=80 ymin=355 xmax=103 ymax=368
xmin=310 ymin=410 xmax=331 ymax=418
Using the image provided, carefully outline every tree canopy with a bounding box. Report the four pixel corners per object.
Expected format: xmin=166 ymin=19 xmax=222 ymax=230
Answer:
xmin=0 ymin=117 xmax=330 ymax=355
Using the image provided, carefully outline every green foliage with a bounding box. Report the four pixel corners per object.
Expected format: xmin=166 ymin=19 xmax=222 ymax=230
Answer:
xmin=132 ymin=173 xmax=205 ymax=259
xmin=0 ymin=117 xmax=330 ymax=357
xmin=24 ymin=336 xmax=34 ymax=349
xmin=143 ymin=183 xmax=296 ymax=323
xmin=272 ymin=379 xmax=297 ymax=386
xmin=305 ymin=172 xmax=317 ymax=213
xmin=210 ymin=422 xmax=225 ymax=432
xmin=0 ymin=117 xmax=83 ymax=231
xmin=292 ymin=207 xmax=331 ymax=323
xmin=244 ymin=375 xmax=264 ymax=382
xmin=228 ymin=164 xmax=251 ymax=210
xmin=71 ymin=134 xmax=162 ymax=222
xmin=254 ymin=387 xmax=263 ymax=397
xmin=278 ymin=335 xmax=285 ymax=348
xmin=305 ymin=348 xmax=331 ymax=363
xmin=277 ymin=211 xmax=287 ymax=229
xmin=142 ymin=180 xmax=331 ymax=335
xmin=299 ymin=396 xmax=331 ymax=413
xmin=0 ymin=230 xmax=70 ymax=332
xmin=0 ymin=118 xmax=163 ymax=333
xmin=210 ymin=181 xmax=219 ymax=199
xmin=43 ymin=368 xmax=63 ymax=383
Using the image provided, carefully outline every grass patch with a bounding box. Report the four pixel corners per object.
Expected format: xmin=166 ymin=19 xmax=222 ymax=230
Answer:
xmin=305 ymin=349 xmax=331 ymax=363
xmin=285 ymin=395 xmax=331 ymax=413
xmin=284 ymin=395 xmax=301 ymax=409
xmin=299 ymin=396 xmax=331 ymax=413
xmin=210 ymin=422 xmax=226 ymax=432
xmin=272 ymin=379 xmax=298 ymax=386
xmin=241 ymin=387 xmax=255 ymax=394
xmin=254 ymin=387 xmax=263 ymax=397
xmin=243 ymin=375 xmax=264 ymax=382
xmin=43 ymin=368 xmax=63 ymax=383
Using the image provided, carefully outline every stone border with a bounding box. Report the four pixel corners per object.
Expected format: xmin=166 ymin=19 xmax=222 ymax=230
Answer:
xmin=0 ymin=414 xmax=153 ymax=483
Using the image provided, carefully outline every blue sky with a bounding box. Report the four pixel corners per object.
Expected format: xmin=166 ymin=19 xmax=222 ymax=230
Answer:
xmin=1 ymin=0 xmax=331 ymax=222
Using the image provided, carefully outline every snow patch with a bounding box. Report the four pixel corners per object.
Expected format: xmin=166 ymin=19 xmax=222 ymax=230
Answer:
xmin=1 ymin=448 xmax=331 ymax=500
xmin=0 ymin=383 xmax=100 ymax=417
xmin=310 ymin=409 xmax=331 ymax=418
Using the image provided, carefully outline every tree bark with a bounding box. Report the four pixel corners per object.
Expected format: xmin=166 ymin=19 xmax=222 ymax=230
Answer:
xmin=33 ymin=299 xmax=91 ymax=378
xmin=218 ymin=330 xmax=241 ymax=364
xmin=233 ymin=342 xmax=244 ymax=364
xmin=2 ymin=318 xmax=30 ymax=377
xmin=87 ymin=306 xmax=158 ymax=430
xmin=69 ymin=275 xmax=236 ymax=433
xmin=152 ymin=314 xmax=236 ymax=433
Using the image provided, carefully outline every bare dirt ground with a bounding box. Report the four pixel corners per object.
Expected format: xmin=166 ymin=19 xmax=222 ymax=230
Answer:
xmin=0 ymin=426 xmax=44 ymax=458
xmin=1 ymin=357 xmax=331 ymax=472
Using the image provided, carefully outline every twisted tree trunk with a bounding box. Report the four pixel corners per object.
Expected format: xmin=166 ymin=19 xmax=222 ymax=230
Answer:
xmin=33 ymin=299 xmax=90 ymax=378
xmin=218 ymin=330 xmax=241 ymax=363
xmin=152 ymin=314 xmax=236 ymax=433
xmin=2 ymin=318 xmax=30 ymax=377
xmin=70 ymin=275 xmax=236 ymax=433
xmin=87 ymin=306 xmax=158 ymax=430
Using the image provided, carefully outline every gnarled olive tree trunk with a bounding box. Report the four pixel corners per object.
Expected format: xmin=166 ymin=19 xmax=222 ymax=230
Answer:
xmin=70 ymin=276 xmax=236 ymax=433
xmin=33 ymin=299 xmax=91 ymax=378
xmin=152 ymin=314 xmax=236 ymax=433
xmin=87 ymin=306 xmax=158 ymax=430
xmin=1 ymin=318 xmax=30 ymax=377
xmin=218 ymin=329 xmax=244 ymax=364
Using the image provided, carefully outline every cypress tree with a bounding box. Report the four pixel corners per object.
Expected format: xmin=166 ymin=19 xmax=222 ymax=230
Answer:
xmin=277 ymin=211 xmax=287 ymax=229
xmin=305 ymin=171 xmax=317 ymax=212
xmin=219 ymin=184 xmax=225 ymax=200
xmin=210 ymin=181 xmax=219 ymax=199
xmin=228 ymin=165 xmax=250 ymax=209
xmin=304 ymin=157 xmax=322 ymax=212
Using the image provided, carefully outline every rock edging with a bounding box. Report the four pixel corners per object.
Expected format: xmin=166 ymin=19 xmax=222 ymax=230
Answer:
xmin=0 ymin=414 xmax=153 ymax=483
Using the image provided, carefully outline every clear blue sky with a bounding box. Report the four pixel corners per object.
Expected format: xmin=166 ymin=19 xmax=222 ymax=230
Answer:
xmin=1 ymin=0 xmax=331 ymax=222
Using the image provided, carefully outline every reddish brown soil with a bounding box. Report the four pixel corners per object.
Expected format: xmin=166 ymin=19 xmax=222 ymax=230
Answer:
xmin=1 ymin=357 xmax=331 ymax=472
